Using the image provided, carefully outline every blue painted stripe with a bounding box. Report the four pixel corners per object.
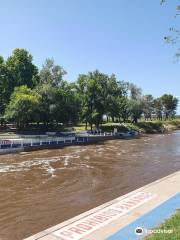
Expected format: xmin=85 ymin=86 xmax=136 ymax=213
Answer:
xmin=107 ymin=192 xmax=180 ymax=240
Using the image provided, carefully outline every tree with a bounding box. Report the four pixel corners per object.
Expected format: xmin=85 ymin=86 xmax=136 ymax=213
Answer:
xmin=49 ymin=83 xmax=80 ymax=125
xmin=127 ymin=83 xmax=144 ymax=123
xmin=129 ymin=99 xmax=144 ymax=123
xmin=76 ymin=71 xmax=101 ymax=130
xmin=5 ymin=86 xmax=40 ymax=128
xmin=143 ymin=94 xmax=154 ymax=120
xmin=161 ymin=1 xmax=180 ymax=59
xmin=35 ymin=84 xmax=55 ymax=126
xmin=160 ymin=94 xmax=179 ymax=119
xmin=77 ymin=70 xmax=114 ymax=129
xmin=117 ymin=96 xmax=130 ymax=122
xmin=0 ymin=56 xmax=9 ymax=117
xmin=39 ymin=58 xmax=67 ymax=87
xmin=128 ymin=83 xmax=142 ymax=101
xmin=153 ymin=98 xmax=163 ymax=120
xmin=6 ymin=49 xmax=39 ymax=92
xmin=105 ymin=79 xmax=129 ymax=122
xmin=35 ymin=80 xmax=80 ymax=127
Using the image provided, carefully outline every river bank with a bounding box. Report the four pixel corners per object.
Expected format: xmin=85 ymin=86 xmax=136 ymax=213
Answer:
xmin=0 ymin=120 xmax=179 ymax=155
xmin=100 ymin=119 xmax=180 ymax=134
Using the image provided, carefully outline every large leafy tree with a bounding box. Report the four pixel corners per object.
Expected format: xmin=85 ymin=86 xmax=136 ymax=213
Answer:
xmin=5 ymin=86 xmax=40 ymax=128
xmin=6 ymin=49 xmax=39 ymax=92
xmin=77 ymin=71 xmax=130 ymax=128
xmin=76 ymin=70 xmax=110 ymax=129
xmin=49 ymin=83 xmax=80 ymax=125
xmin=36 ymin=58 xmax=68 ymax=126
xmin=128 ymin=83 xmax=144 ymax=123
xmin=143 ymin=94 xmax=154 ymax=120
xmin=105 ymin=79 xmax=128 ymax=122
xmin=153 ymin=98 xmax=163 ymax=120
xmin=129 ymin=99 xmax=144 ymax=123
xmin=39 ymin=58 xmax=67 ymax=87
xmin=35 ymin=84 xmax=55 ymax=126
xmin=160 ymin=94 xmax=179 ymax=119
xmin=116 ymin=96 xmax=130 ymax=122
xmin=0 ymin=56 xmax=9 ymax=117
xmin=35 ymin=82 xmax=80 ymax=126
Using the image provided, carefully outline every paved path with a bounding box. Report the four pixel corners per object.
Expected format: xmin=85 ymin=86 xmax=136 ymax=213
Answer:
xmin=24 ymin=170 xmax=180 ymax=240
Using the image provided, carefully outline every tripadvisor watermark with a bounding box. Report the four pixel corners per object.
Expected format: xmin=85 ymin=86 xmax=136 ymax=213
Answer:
xmin=135 ymin=227 xmax=173 ymax=236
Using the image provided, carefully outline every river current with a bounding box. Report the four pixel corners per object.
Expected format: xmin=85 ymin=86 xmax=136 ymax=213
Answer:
xmin=0 ymin=131 xmax=180 ymax=239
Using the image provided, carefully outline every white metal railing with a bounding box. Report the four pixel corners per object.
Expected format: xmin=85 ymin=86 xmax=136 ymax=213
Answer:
xmin=0 ymin=131 xmax=138 ymax=150
xmin=0 ymin=136 xmax=76 ymax=149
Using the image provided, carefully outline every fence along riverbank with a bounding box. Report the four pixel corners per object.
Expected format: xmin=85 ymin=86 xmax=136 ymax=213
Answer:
xmin=0 ymin=131 xmax=138 ymax=155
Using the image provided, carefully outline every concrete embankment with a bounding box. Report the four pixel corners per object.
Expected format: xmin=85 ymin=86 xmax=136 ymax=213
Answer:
xmin=24 ymin=170 xmax=180 ymax=240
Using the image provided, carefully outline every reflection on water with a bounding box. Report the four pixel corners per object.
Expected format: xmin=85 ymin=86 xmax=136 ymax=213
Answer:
xmin=0 ymin=131 xmax=180 ymax=240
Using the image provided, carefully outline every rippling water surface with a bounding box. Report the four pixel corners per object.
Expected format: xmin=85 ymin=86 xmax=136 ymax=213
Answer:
xmin=0 ymin=131 xmax=180 ymax=240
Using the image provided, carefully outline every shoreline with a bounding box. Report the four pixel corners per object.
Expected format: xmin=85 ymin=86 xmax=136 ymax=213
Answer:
xmin=0 ymin=120 xmax=179 ymax=155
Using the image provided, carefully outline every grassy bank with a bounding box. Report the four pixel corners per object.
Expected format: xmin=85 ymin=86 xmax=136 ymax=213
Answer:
xmin=99 ymin=119 xmax=180 ymax=134
xmin=145 ymin=209 xmax=180 ymax=240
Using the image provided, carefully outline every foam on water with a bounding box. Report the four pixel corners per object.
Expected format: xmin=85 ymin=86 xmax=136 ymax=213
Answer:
xmin=0 ymin=148 xmax=86 ymax=174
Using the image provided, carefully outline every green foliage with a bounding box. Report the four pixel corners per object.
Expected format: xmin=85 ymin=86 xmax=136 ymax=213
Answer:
xmin=35 ymin=82 xmax=80 ymax=126
xmin=161 ymin=0 xmax=180 ymax=58
xmin=153 ymin=98 xmax=163 ymax=120
xmin=143 ymin=94 xmax=154 ymax=120
xmin=0 ymin=57 xmax=9 ymax=115
xmin=146 ymin=209 xmax=180 ymax=240
xmin=76 ymin=70 xmax=129 ymax=129
xmin=0 ymin=48 xmax=179 ymax=129
xmin=39 ymin=58 xmax=66 ymax=87
xmin=6 ymin=48 xmax=39 ymax=89
xmin=161 ymin=94 xmax=179 ymax=119
xmin=135 ymin=121 xmax=164 ymax=133
xmin=100 ymin=124 xmax=129 ymax=132
xmin=128 ymin=99 xmax=144 ymax=123
xmin=5 ymin=86 xmax=40 ymax=128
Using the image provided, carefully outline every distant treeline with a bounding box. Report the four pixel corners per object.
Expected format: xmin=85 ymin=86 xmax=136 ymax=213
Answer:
xmin=0 ymin=48 xmax=178 ymax=129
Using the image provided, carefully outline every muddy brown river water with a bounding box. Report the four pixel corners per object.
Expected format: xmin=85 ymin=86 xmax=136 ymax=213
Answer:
xmin=0 ymin=131 xmax=180 ymax=240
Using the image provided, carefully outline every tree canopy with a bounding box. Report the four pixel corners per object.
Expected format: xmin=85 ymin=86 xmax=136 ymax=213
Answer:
xmin=0 ymin=48 xmax=178 ymax=129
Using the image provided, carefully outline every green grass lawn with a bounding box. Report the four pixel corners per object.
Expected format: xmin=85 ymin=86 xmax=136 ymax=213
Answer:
xmin=146 ymin=209 xmax=180 ymax=240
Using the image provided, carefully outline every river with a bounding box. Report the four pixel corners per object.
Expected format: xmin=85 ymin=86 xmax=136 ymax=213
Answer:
xmin=0 ymin=131 xmax=180 ymax=240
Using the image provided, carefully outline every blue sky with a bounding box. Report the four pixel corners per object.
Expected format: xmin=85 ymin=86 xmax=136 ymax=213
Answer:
xmin=0 ymin=0 xmax=180 ymax=113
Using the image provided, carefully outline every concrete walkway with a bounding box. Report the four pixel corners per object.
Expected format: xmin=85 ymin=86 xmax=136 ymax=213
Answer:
xmin=24 ymin=170 xmax=180 ymax=240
